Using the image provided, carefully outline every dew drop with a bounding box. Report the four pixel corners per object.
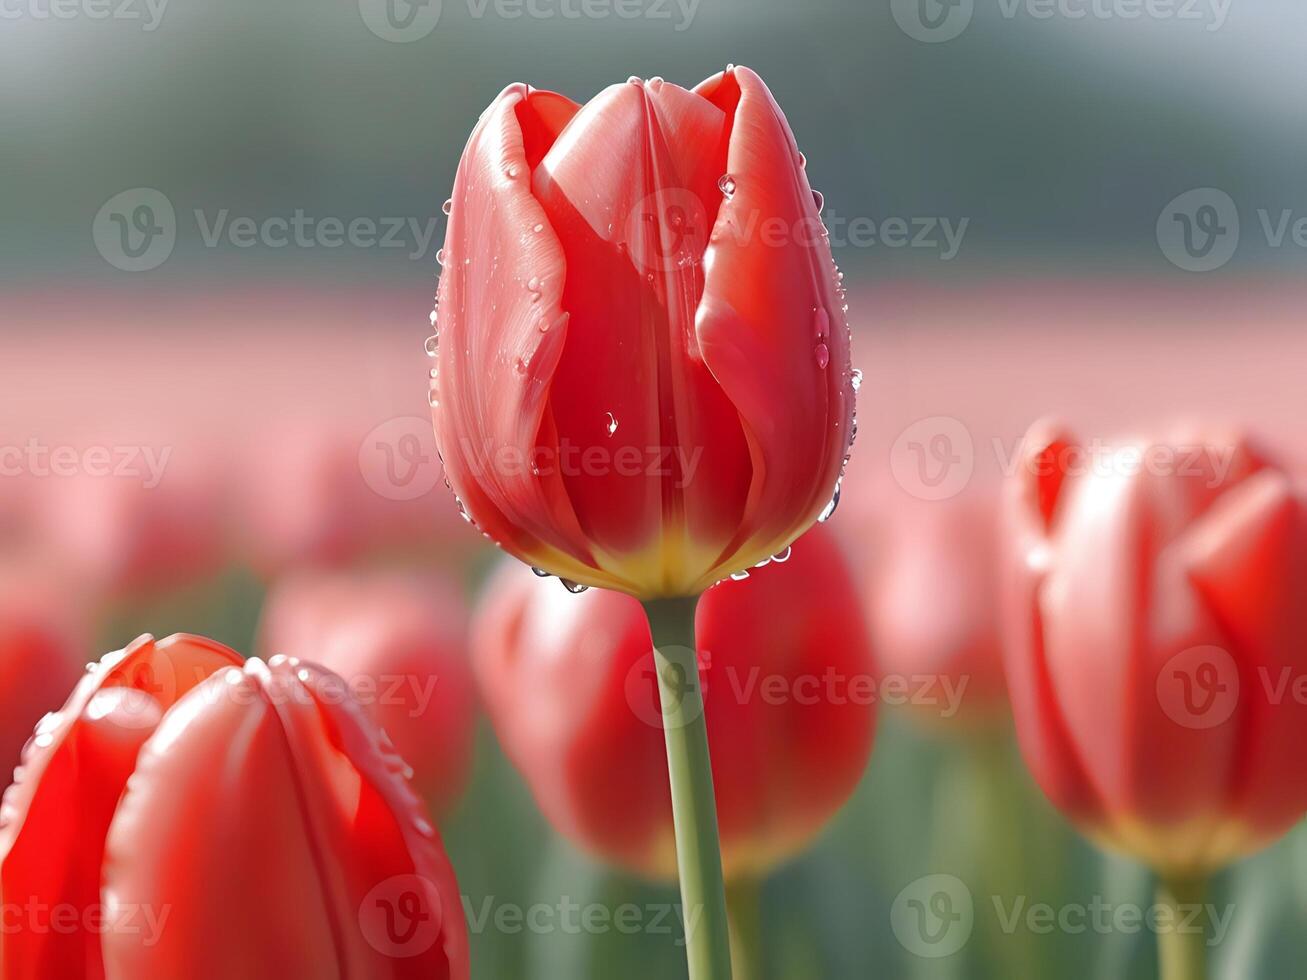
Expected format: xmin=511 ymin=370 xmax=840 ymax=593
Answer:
xmin=798 ymin=151 xmax=808 ymax=169
xmin=772 ymin=545 xmax=793 ymax=564
xmin=729 ymin=569 xmax=751 ymax=581
xmin=424 ymin=335 xmax=439 ymax=356
xmin=605 ymin=412 xmax=619 ymax=437
xmin=811 ymin=189 xmax=824 ymax=213
xmin=851 ymin=368 xmax=864 ymax=392
xmin=527 ymin=275 xmax=541 ymax=291
xmin=435 ymin=248 xmax=446 ymax=267
xmin=814 ymin=343 xmax=830 ymax=369
xmin=533 ymin=223 xmax=544 ymax=233
xmin=813 ymin=306 xmax=829 ymax=339
xmin=560 ymin=578 xmax=589 ymax=594
xmin=717 ymin=174 xmax=737 ymax=200
xmin=442 ymin=198 xmax=453 ymax=215
xmin=513 ymin=356 xmax=528 ymax=375
xmin=531 ymin=566 xmax=550 ymax=578
xmin=818 ymin=482 xmax=842 ymax=522
xmin=504 ymin=164 xmax=520 ymax=179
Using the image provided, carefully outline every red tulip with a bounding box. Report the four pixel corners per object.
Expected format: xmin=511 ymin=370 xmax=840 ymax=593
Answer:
xmin=0 ymin=565 xmax=87 ymax=778
xmin=0 ymin=633 xmax=468 ymax=979
xmin=432 ymin=67 xmax=855 ymax=598
xmin=472 ymin=525 xmax=874 ymax=881
xmin=258 ymin=568 xmax=478 ymax=816
xmin=861 ymin=490 xmax=1008 ymax=728
xmin=1001 ymin=422 xmax=1307 ymax=878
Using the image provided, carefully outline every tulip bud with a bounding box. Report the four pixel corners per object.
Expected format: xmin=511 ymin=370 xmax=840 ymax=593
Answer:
xmin=472 ymin=525 xmax=874 ymax=881
xmin=257 ymin=568 xmax=478 ymax=816
xmin=433 ymin=67 xmax=855 ymax=598
xmin=0 ymin=633 xmax=468 ymax=979
xmin=1001 ymin=422 xmax=1307 ymax=878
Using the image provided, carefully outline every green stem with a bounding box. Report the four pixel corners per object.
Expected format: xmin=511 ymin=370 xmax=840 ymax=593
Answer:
xmin=726 ymin=878 xmax=763 ymax=980
xmin=643 ymin=596 xmax=733 ymax=980
xmin=1155 ymin=876 xmax=1209 ymax=980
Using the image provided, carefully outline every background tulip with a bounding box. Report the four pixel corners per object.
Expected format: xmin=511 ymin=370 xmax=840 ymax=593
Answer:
xmin=1001 ymin=422 xmax=1307 ymax=880
xmin=0 ymin=633 xmax=468 ymax=980
xmin=471 ymin=524 xmax=874 ymax=882
xmin=432 ymin=66 xmax=855 ymax=598
xmin=0 ymin=564 xmax=87 ymax=780
xmin=257 ymin=568 xmax=478 ymax=816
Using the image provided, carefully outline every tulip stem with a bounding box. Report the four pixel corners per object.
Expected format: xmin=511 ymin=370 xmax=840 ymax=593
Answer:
xmin=1155 ymin=875 xmax=1209 ymax=980
xmin=726 ymin=877 xmax=763 ymax=980
xmin=644 ymin=595 xmax=733 ymax=980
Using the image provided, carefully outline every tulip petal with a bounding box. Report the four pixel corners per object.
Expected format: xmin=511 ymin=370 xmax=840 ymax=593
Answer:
xmin=532 ymin=79 xmax=752 ymax=594
xmin=692 ymin=66 xmax=854 ymax=577
xmin=433 ymin=84 xmax=607 ymax=585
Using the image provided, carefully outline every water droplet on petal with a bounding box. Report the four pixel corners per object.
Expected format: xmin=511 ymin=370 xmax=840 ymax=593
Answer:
xmin=813 ymin=307 xmax=829 ymax=339
xmin=527 ymin=275 xmax=540 ymax=291
xmin=533 ymin=223 xmax=544 ymax=233
xmin=851 ymin=368 xmax=864 ymax=392
xmin=531 ymin=566 xmax=550 ymax=578
xmin=605 ymin=412 xmax=619 ymax=437
xmin=772 ymin=545 xmax=793 ymax=564
xmin=811 ymin=189 xmax=824 ymax=212
xmin=560 ymin=578 xmax=589 ymax=594
xmin=819 ymin=482 xmax=842 ymax=522
xmin=798 ymin=151 xmax=808 ymax=169
xmin=504 ymin=164 xmax=520 ymax=179
xmin=442 ymin=199 xmax=453 ymax=215
xmin=435 ymin=248 xmax=446 ymax=267
xmin=425 ymin=335 xmax=439 ymax=356
xmin=729 ymin=569 xmax=750 ymax=581
xmin=717 ymin=175 xmax=737 ymax=200
xmin=814 ymin=343 xmax=830 ymax=369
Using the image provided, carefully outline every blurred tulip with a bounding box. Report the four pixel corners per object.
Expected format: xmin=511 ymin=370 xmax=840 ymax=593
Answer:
xmin=0 ymin=565 xmax=87 ymax=778
xmin=242 ymin=417 xmax=478 ymax=576
xmin=258 ymin=568 xmax=478 ymax=816
xmin=1001 ymin=422 xmax=1307 ymax=879
xmin=432 ymin=66 xmax=855 ymax=598
xmin=472 ymin=525 xmax=874 ymax=881
xmin=861 ymin=490 xmax=1008 ymax=729
xmin=0 ymin=633 xmax=468 ymax=979
xmin=30 ymin=453 xmax=230 ymax=604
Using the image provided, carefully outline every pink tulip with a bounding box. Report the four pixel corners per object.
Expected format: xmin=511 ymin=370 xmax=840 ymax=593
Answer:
xmin=432 ymin=67 xmax=854 ymax=598
xmin=258 ymin=568 xmax=478 ymax=816
xmin=1002 ymin=422 xmax=1307 ymax=877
